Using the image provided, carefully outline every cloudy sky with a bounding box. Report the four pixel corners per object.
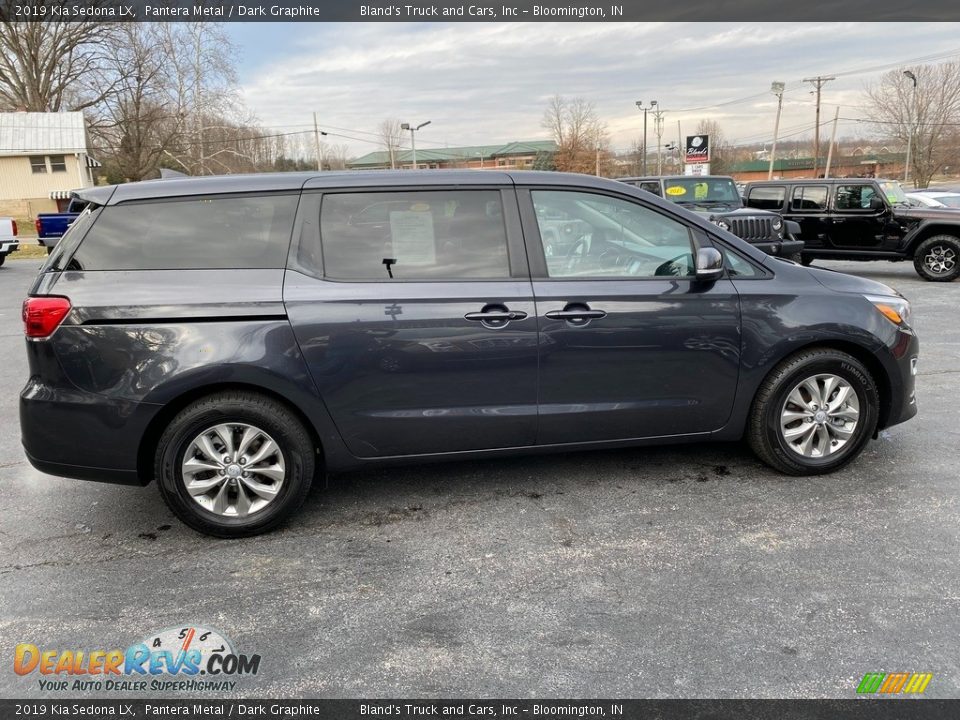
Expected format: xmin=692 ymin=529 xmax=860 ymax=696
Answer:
xmin=226 ymin=22 xmax=960 ymax=158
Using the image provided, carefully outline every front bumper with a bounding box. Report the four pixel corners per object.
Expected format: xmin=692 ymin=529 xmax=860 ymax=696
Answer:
xmin=880 ymin=326 xmax=919 ymax=430
xmin=752 ymin=239 xmax=804 ymax=257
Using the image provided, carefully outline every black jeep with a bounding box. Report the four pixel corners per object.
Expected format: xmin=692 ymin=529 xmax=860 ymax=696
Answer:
xmin=744 ymin=178 xmax=960 ymax=282
xmin=619 ymin=175 xmax=803 ymax=259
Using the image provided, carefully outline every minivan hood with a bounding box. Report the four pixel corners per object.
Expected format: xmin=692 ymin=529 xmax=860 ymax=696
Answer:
xmin=804 ymin=265 xmax=900 ymax=297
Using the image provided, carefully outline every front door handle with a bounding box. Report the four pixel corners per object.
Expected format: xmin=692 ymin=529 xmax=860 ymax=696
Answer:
xmin=464 ymin=310 xmax=528 ymax=322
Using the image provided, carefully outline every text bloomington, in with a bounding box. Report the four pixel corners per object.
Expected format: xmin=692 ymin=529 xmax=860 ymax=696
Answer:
xmin=361 ymin=5 xmax=624 ymax=18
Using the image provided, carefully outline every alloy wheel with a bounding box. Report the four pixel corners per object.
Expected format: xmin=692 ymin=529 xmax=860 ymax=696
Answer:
xmin=180 ymin=423 xmax=286 ymax=518
xmin=779 ymin=374 xmax=860 ymax=458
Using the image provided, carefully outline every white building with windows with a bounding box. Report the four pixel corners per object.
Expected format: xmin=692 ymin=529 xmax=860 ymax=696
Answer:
xmin=0 ymin=111 xmax=98 ymax=224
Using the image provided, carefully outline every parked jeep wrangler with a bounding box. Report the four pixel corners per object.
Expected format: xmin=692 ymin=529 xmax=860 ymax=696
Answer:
xmin=619 ymin=175 xmax=804 ymax=259
xmin=744 ymin=178 xmax=959 ymax=282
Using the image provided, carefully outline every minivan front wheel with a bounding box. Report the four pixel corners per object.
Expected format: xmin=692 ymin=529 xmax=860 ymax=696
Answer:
xmin=748 ymin=349 xmax=879 ymax=475
xmin=155 ymin=391 xmax=315 ymax=537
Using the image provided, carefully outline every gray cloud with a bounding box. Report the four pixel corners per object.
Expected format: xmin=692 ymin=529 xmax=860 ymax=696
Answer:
xmin=236 ymin=22 xmax=960 ymax=156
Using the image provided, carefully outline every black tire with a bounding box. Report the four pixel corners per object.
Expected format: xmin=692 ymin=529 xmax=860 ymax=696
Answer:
xmin=800 ymin=256 xmax=814 ymax=266
xmin=747 ymin=348 xmax=879 ymax=476
xmin=46 ymin=246 xmax=53 ymax=255
xmin=913 ymin=235 xmax=960 ymax=282
xmin=787 ymin=252 xmax=803 ymax=263
xmin=0 ymin=254 xmax=5 ymax=266
xmin=155 ymin=391 xmax=316 ymax=537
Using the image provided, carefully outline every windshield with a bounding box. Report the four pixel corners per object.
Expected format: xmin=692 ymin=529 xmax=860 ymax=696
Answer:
xmin=662 ymin=178 xmax=740 ymax=205
xmin=879 ymin=180 xmax=909 ymax=205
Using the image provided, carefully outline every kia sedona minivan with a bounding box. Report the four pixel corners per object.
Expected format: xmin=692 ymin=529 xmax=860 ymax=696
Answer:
xmin=21 ymin=171 xmax=919 ymax=537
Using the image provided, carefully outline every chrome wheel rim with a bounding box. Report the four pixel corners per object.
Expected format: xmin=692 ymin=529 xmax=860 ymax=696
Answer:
xmin=181 ymin=423 xmax=286 ymax=518
xmin=780 ymin=374 xmax=860 ymax=458
xmin=924 ymin=245 xmax=956 ymax=275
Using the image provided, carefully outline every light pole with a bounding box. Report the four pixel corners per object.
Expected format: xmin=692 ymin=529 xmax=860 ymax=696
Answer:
xmin=313 ymin=112 xmax=327 ymax=171
xmin=401 ymin=120 xmax=431 ymax=169
xmin=903 ymin=70 xmax=917 ymax=185
xmin=768 ymin=81 xmax=785 ymax=180
xmin=636 ymin=101 xmax=656 ymax=175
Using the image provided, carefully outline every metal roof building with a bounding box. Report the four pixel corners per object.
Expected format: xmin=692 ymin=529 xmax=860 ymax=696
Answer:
xmin=349 ymin=140 xmax=556 ymax=170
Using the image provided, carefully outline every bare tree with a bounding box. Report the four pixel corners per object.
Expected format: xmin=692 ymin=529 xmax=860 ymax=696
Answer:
xmin=324 ymin=143 xmax=351 ymax=170
xmin=378 ymin=119 xmax=404 ymax=169
xmin=95 ymin=25 xmax=180 ymax=181
xmin=542 ymin=95 xmax=607 ymax=174
xmin=0 ymin=15 xmax=116 ymax=112
xmin=865 ymin=62 xmax=960 ymax=188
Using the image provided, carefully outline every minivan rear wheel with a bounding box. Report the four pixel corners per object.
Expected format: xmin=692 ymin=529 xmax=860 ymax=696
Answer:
xmin=747 ymin=349 xmax=879 ymax=475
xmin=155 ymin=391 xmax=315 ymax=537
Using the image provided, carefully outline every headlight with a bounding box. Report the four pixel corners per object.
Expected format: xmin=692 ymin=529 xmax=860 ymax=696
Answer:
xmin=772 ymin=218 xmax=783 ymax=231
xmin=865 ymin=294 xmax=911 ymax=326
xmin=714 ymin=219 xmax=730 ymax=231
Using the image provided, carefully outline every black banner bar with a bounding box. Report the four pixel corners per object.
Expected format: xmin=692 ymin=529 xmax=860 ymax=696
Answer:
xmin=1 ymin=700 xmax=959 ymax=720
xmin=1 ymin=0 xmax=959 ymax=22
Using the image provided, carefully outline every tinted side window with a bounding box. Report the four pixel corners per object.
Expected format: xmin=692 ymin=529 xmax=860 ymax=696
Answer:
xmin=531 ymin=190 xmax=695 ymax=278
xmin=791 ymin=185 xmax=828 ymax=212
xmin=639 ymin=182 xmax=662 ymax=196
xmin=320 ymin=191 xmax=510 ymax=280
xmin=835 ymin=184 xmax=878 ymax=211
xmin=746 ymin=186 xmax=785 ymax=210
xmin=68 ymin=194 xmax=298 ymax=271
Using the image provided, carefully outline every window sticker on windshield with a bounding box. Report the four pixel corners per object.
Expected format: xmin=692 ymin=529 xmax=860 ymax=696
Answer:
xmin=389 ymin=211 xmax=436 ymax=265
xmin=694 ymin=183 xmax=708 ymax=200
xmin=665 ymin=186 xmax=686 ymax=196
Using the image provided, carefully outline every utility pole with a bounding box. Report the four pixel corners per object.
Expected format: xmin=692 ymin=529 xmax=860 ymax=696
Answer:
xmin=824 ymin=106 xmax=840 ymax=178
xmin=313 ymin=113 xmax=328 ymax=171
xmin=677 ymin=120 xmax=683 ymax=173
xmin=803 ymin=75 xmax=835 ymax=177
xmin=653 ymin=107 xmax=666 ymax=174
xmin=768 ymin=81 xmax=785 ymax=180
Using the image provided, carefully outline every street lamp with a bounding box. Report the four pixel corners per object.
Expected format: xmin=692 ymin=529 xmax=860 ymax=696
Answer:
xmin=401 ymin=120 xmax=431 ymax=169
xmin=768 ymin=81 xmax=785 ymax=180
xmin=903 ymin=70 xmax=917 ymax=185
xmin=636 ymin=101 xmax=656 ymax=175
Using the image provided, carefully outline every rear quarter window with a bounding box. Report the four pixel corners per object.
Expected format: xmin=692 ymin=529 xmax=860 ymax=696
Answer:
xmin=746 ymin=186 xmax=786 ymax=211
xmin=64 ymin=194 xmax=299 ymax=271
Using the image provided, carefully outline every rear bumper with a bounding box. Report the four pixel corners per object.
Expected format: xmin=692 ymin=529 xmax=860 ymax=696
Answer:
xmin=0 ymin=240 xmax=18 ymax=254
xmin=20 ymin=378 xmax=156 ymax=486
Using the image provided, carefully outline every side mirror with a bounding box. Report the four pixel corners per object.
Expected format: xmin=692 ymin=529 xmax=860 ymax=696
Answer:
xmin=695 ymin=247 xmax=724 ymax=282
xmin=869 ymin=196 xmax=886 ymax=211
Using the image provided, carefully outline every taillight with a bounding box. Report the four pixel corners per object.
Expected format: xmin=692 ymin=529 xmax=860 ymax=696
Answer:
xmin=22 ymin=297 xmax=71 ymax=339
xmin=11 ymin=220 xmax=16 ymax=236
xmin=34 ymin=218 xmax=41 ymax=236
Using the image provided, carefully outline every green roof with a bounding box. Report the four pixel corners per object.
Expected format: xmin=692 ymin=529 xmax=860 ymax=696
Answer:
xmin=732 ymin=153 xmax=906 ymax=173
xmin=349 ymin=140 xmax=556 ymax=168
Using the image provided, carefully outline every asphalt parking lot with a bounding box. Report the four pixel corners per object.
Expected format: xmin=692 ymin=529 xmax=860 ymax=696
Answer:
xmin=1 ymin=256 xmax=957 ymax=699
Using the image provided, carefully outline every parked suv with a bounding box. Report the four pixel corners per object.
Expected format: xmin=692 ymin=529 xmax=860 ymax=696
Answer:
xmin=22 ymin=171 xmax=918 ymax=537
xmin=744 ymin=178 xmax=960 ymax=281
xmin=619 ymin=175 xmax=803 ymax=260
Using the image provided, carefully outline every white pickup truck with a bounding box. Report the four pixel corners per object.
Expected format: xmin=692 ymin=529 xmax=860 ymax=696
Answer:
xmin=0 ymin=217 xmax=18 ymax=267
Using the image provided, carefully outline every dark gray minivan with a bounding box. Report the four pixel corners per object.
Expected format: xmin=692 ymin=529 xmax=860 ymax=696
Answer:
xmin=21 ymin=171 xmax=919 ymax=536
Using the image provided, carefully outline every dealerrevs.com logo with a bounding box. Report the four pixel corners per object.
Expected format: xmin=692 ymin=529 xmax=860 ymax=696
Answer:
xmin=14 ymin=626 xmax=261 ymax=693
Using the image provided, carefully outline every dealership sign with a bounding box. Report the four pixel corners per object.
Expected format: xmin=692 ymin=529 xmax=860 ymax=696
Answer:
xmin=685 ymin=135 xmax=710 ymax=164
